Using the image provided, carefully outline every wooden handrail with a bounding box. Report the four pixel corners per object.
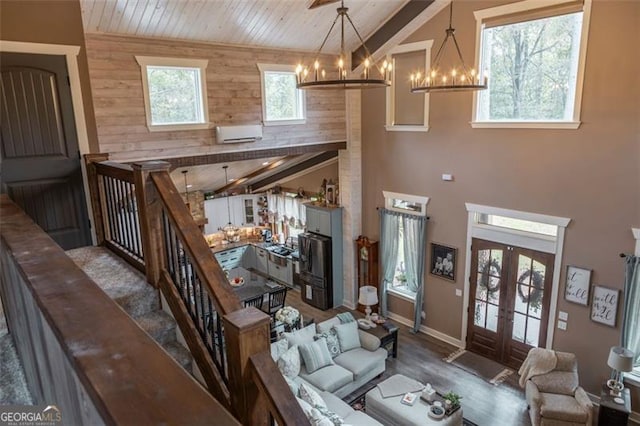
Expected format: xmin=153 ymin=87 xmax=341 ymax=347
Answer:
xmin=94 ymin=160 xmax=135 ymax=183
xmin=0 ymin=195 xmax=240 ymax=425
xmin=249 ymin=351 xmax=310 ymax=426
xmin=150 ymin=171 xmax=242 ymax=315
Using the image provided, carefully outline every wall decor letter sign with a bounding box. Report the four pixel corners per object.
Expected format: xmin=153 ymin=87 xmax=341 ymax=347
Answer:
xmin=590 ymin=285 xmax=619 ymax=327
xmin=564 ymin=266 xmax=591 ymax=306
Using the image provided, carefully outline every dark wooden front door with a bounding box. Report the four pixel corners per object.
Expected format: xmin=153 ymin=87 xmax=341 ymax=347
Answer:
xmin=1 ymin=52 xmax=91 ymax=249
xmin=466 ymin=238 xmax=554 ymax=369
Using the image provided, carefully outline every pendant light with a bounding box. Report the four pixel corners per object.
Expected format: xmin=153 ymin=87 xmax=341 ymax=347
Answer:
xmin=410 ymin=1 xmax=488 ymax=93
xmin=182 ymin=170 xmax=190 ymax=206
xmin=221 ymin=165 xmax=239 ymax=243
xmin=295 ymin=0 xmax=392 ymax=90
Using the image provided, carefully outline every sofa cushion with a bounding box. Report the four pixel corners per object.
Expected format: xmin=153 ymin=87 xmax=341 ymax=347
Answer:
xmin=299 ymin=364 xmax=353 ymax=393
xmin=284 ymin=323 xmax=317 ymax=348
xmin=317 ymin=317 xmax=341 ymax=334
xmin=334 ymin=347 xmax=387 ymax=380
xmin=271 ymin=338 xmax=288 ymax=362
xmin=299 ymin=338 xmax=334 ymax=373
xmin=531 ymin=371 xmax=579 ymax=395
xmin=277 ymin=345 xmax=301 ymax=378
xmin=540 ymin=393 xmax=589 ymax=423
xmin=315 ymin=329 xmax=341 ymax=358
xmin=334 ymin=322 xmax=361 ymax=352
xmin=300 ymin=382 xmax=327 ymax=409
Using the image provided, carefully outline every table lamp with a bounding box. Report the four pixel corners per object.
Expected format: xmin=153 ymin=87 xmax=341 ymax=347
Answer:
xmin=358 ymin=285 xmax=378 ymax=320
xmin=606 ymin=346 xmax=634 ymax=395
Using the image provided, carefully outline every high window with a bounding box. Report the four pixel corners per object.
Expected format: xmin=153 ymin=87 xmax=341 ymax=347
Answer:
xmin=257 ymin=64 xmax=305 ymax=126
xmin=135 ymin=56 xmax=210 ymax=131
xmin=472 ymin=0 xmax=592 ymax=129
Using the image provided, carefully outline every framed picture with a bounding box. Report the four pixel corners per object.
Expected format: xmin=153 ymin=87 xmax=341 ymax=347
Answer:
xmin=430 ymin=243 xmax=457 ymax=282
xmin=564 ymin=266 xmax=591 ymax=306
xmin=590 ymin=285 xmax=619 ymax=327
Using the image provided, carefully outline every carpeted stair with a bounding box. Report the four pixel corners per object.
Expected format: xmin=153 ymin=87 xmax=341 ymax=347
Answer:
xmin=0 ymin=299 xmax=33 ymax=405
xmin=66 ymin=246 xmax=192 ymax=372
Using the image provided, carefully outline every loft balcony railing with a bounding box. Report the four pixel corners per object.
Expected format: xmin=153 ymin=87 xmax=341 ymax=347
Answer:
xmin=82 ymin=155 xmax=307 ymax=425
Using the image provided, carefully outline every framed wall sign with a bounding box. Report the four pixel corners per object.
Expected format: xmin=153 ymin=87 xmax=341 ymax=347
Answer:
xmin=590 ymin=285 xmax=619 ymax=327
xmin=564 ymin=266 xmax=591 ymax=306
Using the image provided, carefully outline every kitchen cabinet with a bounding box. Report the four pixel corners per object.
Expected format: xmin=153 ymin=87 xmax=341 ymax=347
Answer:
xmin=214 ymin=245 xmax=247 ymax=271
xmin=306 ymin=205 xmax=332 ymax=236
xmin=242 ymin=244 xmax=256 ymax=270
xmin=204 ymin=195 xmax=261 ymax=232
xmin=268 ymin=255 xmax=293 ymax=286
xmin=241 ymin=196 xmax=258 ymax=226
xmin=204 ymin=198 xmax=229 ymax=234
xmin=255 ymin=247 xmax=269 ymax=275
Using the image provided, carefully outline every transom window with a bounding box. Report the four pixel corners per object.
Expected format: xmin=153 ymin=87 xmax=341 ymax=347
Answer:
xmin=257 ymin=64 xmax=306 ymax=126
xmin=472 ymin=0 xmax=592 ymax=129
xmin=135 ymin=56 xmax=210 ymax=131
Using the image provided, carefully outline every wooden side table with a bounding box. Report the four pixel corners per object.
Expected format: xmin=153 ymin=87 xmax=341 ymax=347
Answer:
xmin=598 ymin=384 xmax=631 ymax=426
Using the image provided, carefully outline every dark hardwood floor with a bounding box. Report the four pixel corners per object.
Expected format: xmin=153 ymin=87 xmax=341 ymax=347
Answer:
xmin=285 ymin=288 xmax=531 ymax=426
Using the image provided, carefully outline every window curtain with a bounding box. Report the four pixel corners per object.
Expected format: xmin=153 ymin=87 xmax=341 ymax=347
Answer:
xmin=622 ymin=255 xmax=640 ymax=367
xmin=402 ymin=214 xmax=427 ymax=333
xmin=267 ymin=194 xmax=306 ymax=227
xmin=379 ymin=209 xmax=401 ymax=317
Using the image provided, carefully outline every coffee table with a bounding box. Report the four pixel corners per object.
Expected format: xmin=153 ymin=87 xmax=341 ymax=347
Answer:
xmin=365 ymin=374 xmax=463 ymax=426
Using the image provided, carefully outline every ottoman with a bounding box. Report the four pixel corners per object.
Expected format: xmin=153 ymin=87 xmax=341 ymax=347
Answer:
xmin=365 ymin=374 xmax=463 ymax=426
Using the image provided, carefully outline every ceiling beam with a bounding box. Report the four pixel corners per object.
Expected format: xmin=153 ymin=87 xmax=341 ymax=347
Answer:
xmin=148 ymin=141 xmax=347 ymax=170
xmin=351 ymin=0 xmax=435 ymax=70
xmin=251 ymin=151 xmax=339 ymax=191
xmin=213 ymin=155 xmax=300 ymax=195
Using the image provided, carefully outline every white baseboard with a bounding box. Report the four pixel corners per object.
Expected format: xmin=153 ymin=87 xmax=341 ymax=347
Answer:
xmin=342 ymin=300 xmax=356 ymax=310
xmin=385 ymin=311 xmax=464 ymax=348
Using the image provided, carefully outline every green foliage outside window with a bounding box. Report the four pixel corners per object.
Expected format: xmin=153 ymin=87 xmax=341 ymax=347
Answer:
xmin=264 ymin=72 xmax=301 ymax=121
xmin=148 ymin=67 xmax=203 ymax=125
xmin=478 ymin=12 xmax=583 ymax=121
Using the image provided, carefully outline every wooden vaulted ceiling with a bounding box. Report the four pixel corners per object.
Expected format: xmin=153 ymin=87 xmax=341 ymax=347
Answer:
xmin=80 ymin=0 xmax=410 ymax=53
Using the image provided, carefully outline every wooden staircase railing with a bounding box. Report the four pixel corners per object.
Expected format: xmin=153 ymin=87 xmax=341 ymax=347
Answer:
xmin=84 ymin=155 xmax=309 ymax=426
xmin=0 ymin=195 xmax=240 ymax=426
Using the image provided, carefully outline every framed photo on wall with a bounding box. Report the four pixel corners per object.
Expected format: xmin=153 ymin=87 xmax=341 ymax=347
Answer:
xmin=430 ymin=243 xmax=457 ymax=282
xmin=564 ymin=266 xmax=591 ymax=306
xmin=590 ymin=285 xmax=619 ymax=327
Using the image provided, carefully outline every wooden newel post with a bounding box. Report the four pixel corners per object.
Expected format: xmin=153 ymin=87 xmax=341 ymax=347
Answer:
xmin=83 ymin=153 xmax=109 ymax=245
xmin=224 ymin=307 xmax=271 ymax=426
xmin=132 ymin=161 xmax=171 ymax=287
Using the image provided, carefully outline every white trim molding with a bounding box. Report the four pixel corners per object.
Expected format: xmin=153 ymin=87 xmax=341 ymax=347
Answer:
xmin=633 ymin=228 xmax=640 ymax=256
xmin=383 ymin=191 xmax=430 ymax=216
xmin=135 ymin=55 xmax=210 ymax=131
xmin=462 ymin=203 xmax=571 ymax=349
xmin=256 ymin=63 xmax=306 ymax=126
xmin=0 ymin=40 xmax=96 ymax=244
xmin=387 ymin=311 xmax=463 ymax=348
xmin=385 ymin=40 xmax=433 ymax=133
xmin=471 ymin=0 xmax=592 ymax=129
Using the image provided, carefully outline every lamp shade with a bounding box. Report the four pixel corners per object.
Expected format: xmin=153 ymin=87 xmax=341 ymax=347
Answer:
xmin=358 ymin=285 xmax=378 ymax=306
xmin=607 ymin=346 xmax=634 ymax=372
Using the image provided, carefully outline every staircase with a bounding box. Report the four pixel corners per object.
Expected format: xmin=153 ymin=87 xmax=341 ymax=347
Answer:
xmin=0 ymin=301 xmax=33 ymax=405
xmin=66 ymin=246 xmax=192 ymax=371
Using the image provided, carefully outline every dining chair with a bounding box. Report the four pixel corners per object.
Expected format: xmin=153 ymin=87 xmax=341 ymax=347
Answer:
xmin=264 ymin=287 xmax=287 ymax=318
xmin=244 ymin=294 xmax=264 ymax=310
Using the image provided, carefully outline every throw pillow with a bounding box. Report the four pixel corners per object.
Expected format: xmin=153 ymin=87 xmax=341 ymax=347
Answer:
xmin=315 ymin=329 xmax=341 ymax=358
xmin=277 ymin=345 xmax=301 ymax=379
xmin=299 ymin=382 xmax=326 ymax=409
xmin=333 ymin=321 xmax=361 ymax=352
xmin=299 ymin=338 xmax=334 ymax=373
xmin=298 ymin=396 xmax=341 ymax=426
xmin=284 ymin=323 xmax=316 ymax=348
xmin=314 ymin=406 xmax=344 ymax=425
xmin=270 ymin=338 xmax=288 ymax=362
xmin=284 ymin=375 xmax=300 ymax=396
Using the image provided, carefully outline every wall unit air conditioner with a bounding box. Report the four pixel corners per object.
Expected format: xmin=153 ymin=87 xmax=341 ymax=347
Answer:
xmin=215 ymin=125 xmax=263 ymax=144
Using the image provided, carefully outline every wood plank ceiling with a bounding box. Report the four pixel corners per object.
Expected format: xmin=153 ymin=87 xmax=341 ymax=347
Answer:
xmin=80 ymin=0 xmax=410 ymax=53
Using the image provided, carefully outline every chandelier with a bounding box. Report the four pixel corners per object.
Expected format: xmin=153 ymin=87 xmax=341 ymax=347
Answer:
xmin=221 ymin=165 xmax=240 ymax=243
xmin=410 ymin=1 xmax=487 ymax=93
xmin=296 ymin=1 xmax=391 ymax=90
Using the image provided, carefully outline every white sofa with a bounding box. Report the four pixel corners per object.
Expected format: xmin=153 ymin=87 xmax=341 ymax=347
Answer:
xmin=272 ymin=315 xmax=387 ymax=425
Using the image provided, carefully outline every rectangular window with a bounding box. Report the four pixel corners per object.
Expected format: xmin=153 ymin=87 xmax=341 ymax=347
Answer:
xmin=257 ymin=64 xmax=305 ymax=125
xmin=136 ymin=56 xmax=210 ymax=131
xmin=472 ymin=0 xmax=591 ymax=129
xmin=476 ymin=213 xmax=558 ymax=237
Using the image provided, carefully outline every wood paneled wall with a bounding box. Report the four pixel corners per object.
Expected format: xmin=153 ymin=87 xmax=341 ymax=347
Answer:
xmin=85 ymin=34 xmax=347 ymax=162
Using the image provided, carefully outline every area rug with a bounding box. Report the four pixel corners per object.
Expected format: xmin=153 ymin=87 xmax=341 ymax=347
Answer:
xmin=344 ymin=374 xmax=389 ymax=411
xmin=444 ymin=349 xmax=514 ymax=386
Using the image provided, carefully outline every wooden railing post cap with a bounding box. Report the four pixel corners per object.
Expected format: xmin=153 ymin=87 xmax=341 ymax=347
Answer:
xmin=84 ymin=153 xmax=109 ymax=163
xmin=225 ymin=307 xmax=271 ymax=333
xmin=132 ymin=161 xmax=171 ymax=172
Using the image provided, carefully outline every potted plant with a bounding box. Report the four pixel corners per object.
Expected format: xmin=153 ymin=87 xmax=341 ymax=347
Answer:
xmin=442 ymin=391 xmax=462 ymax=409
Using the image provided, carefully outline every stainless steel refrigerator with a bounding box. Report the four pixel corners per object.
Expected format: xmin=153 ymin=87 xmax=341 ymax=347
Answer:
xmin=298 ymin=232 xmax=333 ymax=310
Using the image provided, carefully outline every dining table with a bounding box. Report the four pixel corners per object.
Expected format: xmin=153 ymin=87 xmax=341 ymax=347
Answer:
xmin=226 ymin=266 xmax=284 ymax=303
